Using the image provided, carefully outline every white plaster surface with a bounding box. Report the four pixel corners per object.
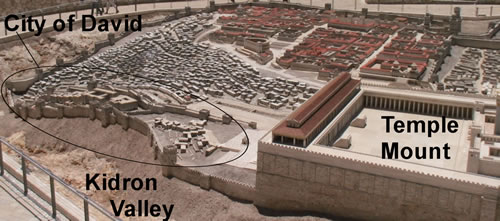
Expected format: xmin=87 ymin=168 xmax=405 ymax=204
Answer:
xmin=216 ymin=129 xmax=268 ymax=169
xmin=188 ymin=101 xmax=282 ymax=132
xmin=340 ymin=108 xmax=472 ymax=171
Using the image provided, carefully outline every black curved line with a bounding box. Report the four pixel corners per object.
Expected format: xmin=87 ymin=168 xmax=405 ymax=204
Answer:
xmin=1 ymin=65 xmax=250 ymax=168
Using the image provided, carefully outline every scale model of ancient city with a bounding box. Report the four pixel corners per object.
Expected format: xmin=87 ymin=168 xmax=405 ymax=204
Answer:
xmin=1 ymin=0 xmax=500 ymax=220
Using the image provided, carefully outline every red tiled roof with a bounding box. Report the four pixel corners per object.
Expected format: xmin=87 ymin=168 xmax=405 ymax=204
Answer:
xmin=287 ymin=73 xmax=350 ymax=126
xmin=273 ymin=73 xmax=360 ymax=139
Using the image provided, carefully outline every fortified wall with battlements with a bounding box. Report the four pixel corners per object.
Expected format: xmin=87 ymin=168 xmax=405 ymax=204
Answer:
xmin=255 ymin=73 xmax=500 ymax=220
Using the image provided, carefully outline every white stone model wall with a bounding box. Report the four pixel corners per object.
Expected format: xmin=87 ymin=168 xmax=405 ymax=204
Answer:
xmin=255 ymin=141 xmax=500 ymax=221
xmin=162 ymin=166 xmax=256 ymax=202
xmin=453 ymin=37 xmax=500 ymax=50
xmin=318 ymin=92 xmax=364 ymax=146
xmin=480 ymin=159 xmax=500 ymax=177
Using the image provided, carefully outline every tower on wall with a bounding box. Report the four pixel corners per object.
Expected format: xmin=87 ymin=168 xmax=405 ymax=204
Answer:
xmin=450 ymin=7 xmax=462 ymax=34
xmin=161 ymin=144 xmax=178 ymax=178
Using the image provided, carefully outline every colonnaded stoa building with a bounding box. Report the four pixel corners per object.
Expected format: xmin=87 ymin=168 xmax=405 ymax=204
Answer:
xmin=257 ymin=73 xmax=500 ymax=221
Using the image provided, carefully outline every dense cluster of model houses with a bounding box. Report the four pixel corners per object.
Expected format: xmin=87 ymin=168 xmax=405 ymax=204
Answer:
xmin=209 ymin=6 xmax=321 ymax=65
xmin=277 ymin=14 xmax=407 ymax=80
xmin=481 ymin=49 xmax=500 ymax=95
xmin=154 ymin=117 xmax=216 ymax=156
xmin=207 ymin=6 xmax=455 ymax=82
xmin=441 ymin=48 xmax=500 ymax=95
xmin=255 ymin=77 xmax=318 ymax=110
xmin=21 ymin=13 xmax=312 ymax=111
xmin=274 ymin=10 xmax=452 ymax=81
xmin=170 ymin=13 xmax=214 ymax=41
xmin=361 ymin=27 xmax=450 ymax=80
xmin=443 ymin=48 xmax=482 ymax=93
xmin=278 ymin=26 xmax=391 ymax=77
xmin=215 ymin=6 xmax=320 ymax=42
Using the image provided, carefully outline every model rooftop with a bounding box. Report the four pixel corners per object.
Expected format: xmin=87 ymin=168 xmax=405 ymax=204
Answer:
xmin=272 ymin=73 xmax=360 ymax=147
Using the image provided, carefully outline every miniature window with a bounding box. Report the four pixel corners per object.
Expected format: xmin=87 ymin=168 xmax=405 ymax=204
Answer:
xmin=489 ymin=147 xmax=500 ymax=157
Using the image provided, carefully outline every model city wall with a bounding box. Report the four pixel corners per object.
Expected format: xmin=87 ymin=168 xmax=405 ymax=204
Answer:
xmin=160 ymin=165 xmax=257 ymax=202
xmin=3 ymin=8 xmax=258 ymax=204
xmin=255 ymin=140 xmax=500 ymax=221
xmin=2 ymin=2 xmax=500 ymax=220
xmin=4 ymin=9 xmax=224 ymax=160
xmin=453 ymin=36 xmax=500 ymax=49
xmin=253 ymin=87 xmax=498 ymax=220
xmin=10 ymin=70 xmax=261 ymax=216
xmin=10 ymin=83 xmax=500 ymax=221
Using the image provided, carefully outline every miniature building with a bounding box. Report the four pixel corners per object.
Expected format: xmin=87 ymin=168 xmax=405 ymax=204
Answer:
xmin=272 ymin=73 xmax=360 ymax=147
xmin=333 ymin=134 xmax=351 ymax=148
xmin=350 ymin=115 xmax=367 ymax=128
xmin=277 ymin=27 xmax=390 ymax=74
xmin=243 ymin=38 xmax=270 ymax=53
xmin=258 ymin=78 xmax=498 ymax=221
xmin=5 ymin=4 xmax=500 ymax=221
xmin=110 ymin=95 xmax=138 ymax=111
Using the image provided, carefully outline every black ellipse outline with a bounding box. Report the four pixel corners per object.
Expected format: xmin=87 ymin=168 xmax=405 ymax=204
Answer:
xmin=1 ymin=65 xmax=250 ymax=168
